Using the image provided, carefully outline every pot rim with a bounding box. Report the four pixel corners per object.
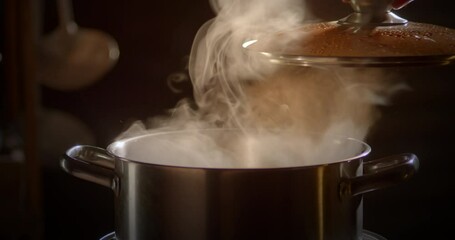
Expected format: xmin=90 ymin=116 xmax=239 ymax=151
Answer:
xmin=106 ymin=128 xmax=372 ymax=170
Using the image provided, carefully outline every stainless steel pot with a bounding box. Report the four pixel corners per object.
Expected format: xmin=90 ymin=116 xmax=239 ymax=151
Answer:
xmin=61 ymin=129 xmax=418 ymax=240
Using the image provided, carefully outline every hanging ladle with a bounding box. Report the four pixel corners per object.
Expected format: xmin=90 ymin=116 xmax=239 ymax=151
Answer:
xmin=38 ymin=0 xmax=120 ymax=91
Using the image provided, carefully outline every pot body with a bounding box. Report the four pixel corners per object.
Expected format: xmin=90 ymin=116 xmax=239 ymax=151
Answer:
xmin=61 ymin=130 xmax=418 ymax=240
xmin=115 ymin=158 xmax=362 ymax=240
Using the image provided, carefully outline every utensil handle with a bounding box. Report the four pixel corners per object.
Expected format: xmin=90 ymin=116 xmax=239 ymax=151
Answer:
xmin=61 ymin=145 xmax=119 ymax=195
xmin=57 ymin=0 xmax=78 ymax=35
xmin=340 ymin=153 xmax=419 ymax=197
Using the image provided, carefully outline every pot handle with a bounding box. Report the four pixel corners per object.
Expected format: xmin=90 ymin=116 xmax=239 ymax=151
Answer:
xmin=60 ymin=145 xmax=119 ymax=195
xmin=340 ymin=153 xmax=419 ymax=197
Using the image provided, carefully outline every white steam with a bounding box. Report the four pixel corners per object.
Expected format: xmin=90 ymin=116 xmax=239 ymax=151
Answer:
xmin=115 ymin=0 xmax=405 ymax=168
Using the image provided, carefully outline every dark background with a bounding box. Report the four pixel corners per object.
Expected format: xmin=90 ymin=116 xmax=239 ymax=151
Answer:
xmin=1 ymin=0 xmax=454 ymax=239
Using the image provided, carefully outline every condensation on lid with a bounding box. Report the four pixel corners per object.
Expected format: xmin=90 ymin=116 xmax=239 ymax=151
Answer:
xmin=244 ymin=21 xmax=455 ymax=67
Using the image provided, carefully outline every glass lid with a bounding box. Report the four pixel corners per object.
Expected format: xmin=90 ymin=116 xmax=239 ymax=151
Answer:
xmin=244 ymin=0 xmax=455 ymax=67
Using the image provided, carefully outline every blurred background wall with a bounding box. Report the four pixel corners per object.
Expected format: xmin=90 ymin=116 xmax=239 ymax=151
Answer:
xmin=0 ymin=0 xmax=453 ymax=239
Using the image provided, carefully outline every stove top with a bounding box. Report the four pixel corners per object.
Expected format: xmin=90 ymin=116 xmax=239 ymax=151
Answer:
xmin=100 ymin=230 xmax=386 ymax=240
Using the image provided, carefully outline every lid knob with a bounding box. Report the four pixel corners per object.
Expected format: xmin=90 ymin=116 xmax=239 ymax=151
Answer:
xmin=339 ymin=0 xmax=413 ymax=26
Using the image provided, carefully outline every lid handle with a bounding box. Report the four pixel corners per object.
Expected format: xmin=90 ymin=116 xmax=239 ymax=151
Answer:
xmin=339 ymin=0 xmax=413 ymax=26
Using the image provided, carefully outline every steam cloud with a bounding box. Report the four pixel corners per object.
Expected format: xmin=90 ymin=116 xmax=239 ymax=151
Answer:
xmin=115 ymin=0 xmax=405 ymax=168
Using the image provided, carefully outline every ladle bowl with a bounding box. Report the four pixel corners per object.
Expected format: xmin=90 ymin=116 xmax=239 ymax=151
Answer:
xmin=38 ymin=0 xmax=119 ymax=91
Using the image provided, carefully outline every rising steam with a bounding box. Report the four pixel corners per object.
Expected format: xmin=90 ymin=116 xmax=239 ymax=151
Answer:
xmin=115 ymin=0 xmax=405 ymax=168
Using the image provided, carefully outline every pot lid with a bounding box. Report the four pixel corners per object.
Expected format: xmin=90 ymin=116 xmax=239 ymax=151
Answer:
xmin=244 ymin=0 xmax=455 ymax=67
